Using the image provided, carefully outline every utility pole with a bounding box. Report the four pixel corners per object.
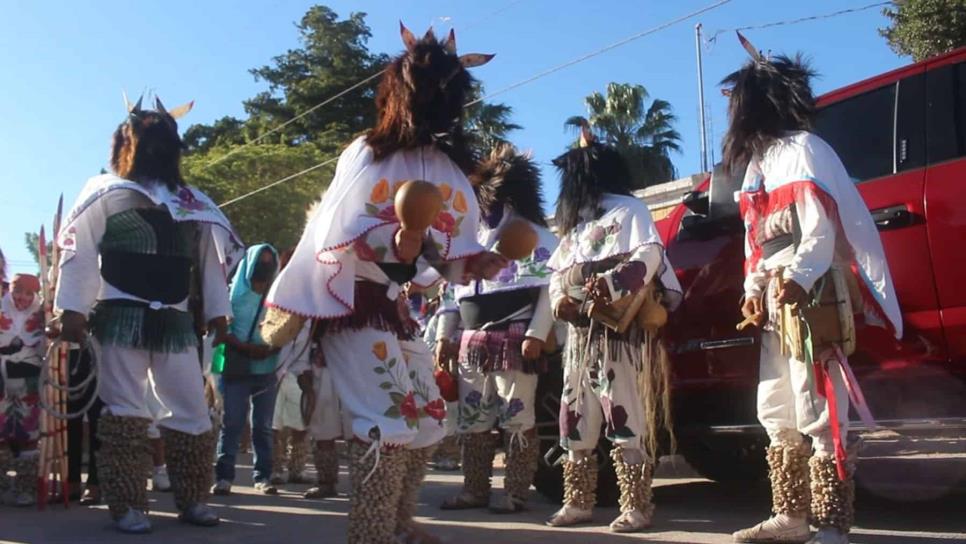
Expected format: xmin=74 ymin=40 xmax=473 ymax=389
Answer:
xmin=695 ymin=23 xmax=709 ymax=173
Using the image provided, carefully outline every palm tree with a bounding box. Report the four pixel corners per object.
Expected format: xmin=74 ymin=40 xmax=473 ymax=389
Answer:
xmin=566 ymin=82 xmax=681 ymax=188
xmin=464 ymin=85 xmax=522 ymax=156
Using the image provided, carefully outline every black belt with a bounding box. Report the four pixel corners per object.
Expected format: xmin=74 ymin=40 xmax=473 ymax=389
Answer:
xmin=459 ymin=288 xmax=539 ymax=330
xmin=101 ymin=250 xmax=191 ymax=304
xmin=761 ymin=234 xmax=795 ymax=260
xmin=376 ymin=262 xmax=417 ymax=284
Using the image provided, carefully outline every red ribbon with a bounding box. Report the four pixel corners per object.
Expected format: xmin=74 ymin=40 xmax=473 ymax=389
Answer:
xmin=813 ymin=358 xmax=848 ymax=481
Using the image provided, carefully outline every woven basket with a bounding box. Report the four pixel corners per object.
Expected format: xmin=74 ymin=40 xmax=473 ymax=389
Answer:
xmin=260 ymin=306 xmax=306 ymax=348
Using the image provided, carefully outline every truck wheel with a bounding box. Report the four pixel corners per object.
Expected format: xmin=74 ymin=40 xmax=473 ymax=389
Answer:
xmin=679 ymin=436 xmax=768 ymax=483
xmin=533 ymin=356 xmax=619 ymax=506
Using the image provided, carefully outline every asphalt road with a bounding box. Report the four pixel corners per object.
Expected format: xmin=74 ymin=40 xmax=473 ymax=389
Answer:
xmin=4 ymin=450 xmax=964 ymax=544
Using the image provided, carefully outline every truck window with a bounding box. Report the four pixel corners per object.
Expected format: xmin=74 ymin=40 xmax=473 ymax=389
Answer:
xmin=814 ymin=84 xmax=896 ymax=183
xmin=926 ymin=61 xmax=966 ymax=164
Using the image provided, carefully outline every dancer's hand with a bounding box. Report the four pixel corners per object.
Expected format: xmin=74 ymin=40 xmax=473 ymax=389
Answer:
xmin=776 ymin=280 xmax=808 ymax=307
xmin=740 ymin=296 xmax=764 ymax=327
xmin=554 ymin=297 xmax=581 ymax=323
xmin=60 ymin=310 xmax=88 ymax=343
xmin=465 ymin=252 xmax=508 ymax=281
xmin=394 ymin=229 xmax=423 ymax=263
xmin=435 ymin=339 xmax=458 ymax=366
xmin=521 ymin=337 xmax=544 ymax=360
xmin=296 ymin=370 xmax=314 ymax=394
xmin=585 ymin=275 xmax=611 ymax=303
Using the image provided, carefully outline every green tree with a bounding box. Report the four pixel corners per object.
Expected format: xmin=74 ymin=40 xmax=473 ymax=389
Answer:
xmin=243 ymin=5 xmax=388 ymax=150
xmin=183 ymin=145 xmax=333 ymax=250
xmin=880 ymin=0 xmax=966 ymax=61
xmin=566 ymin=82 xmax=681 ymax=189
xmin=23 ymin=232 xmax=51 ymax=270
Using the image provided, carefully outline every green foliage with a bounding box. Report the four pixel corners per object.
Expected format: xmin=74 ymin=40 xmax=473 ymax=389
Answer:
xmin=243 ymin=5 xmax=387 ymax=148
xmin=566 ymin=82 xmax=682 ymax=189
xmin=23 ymin=232 xmax=50 ymax=269
xmin=182 ymin=5 xmax=523 ymax=251
xmin=464 ymin=85 xmax=523 ymax=156
xmin=880 ymin=0 xmax=966 ymax=61
xmin=183 ymin=145 xmax=332 ymax=251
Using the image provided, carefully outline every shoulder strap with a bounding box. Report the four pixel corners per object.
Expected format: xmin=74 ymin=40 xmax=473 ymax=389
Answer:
xmin=246 ymin=292 xmax=268 ymax=342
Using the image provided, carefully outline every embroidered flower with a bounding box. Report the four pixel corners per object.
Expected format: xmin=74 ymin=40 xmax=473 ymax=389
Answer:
xmin=439 ymin=183 xmax=453 ymax=201
xmin=496 ymin=261 xmax=518 ymax=283
xmin=533 ymin=247 xmax=551 ymax=262
xmin=505 ymin=398 xmax=524 ymax=419
xmin=24 ymin=311 xmax=44 ymax=334
xmin=0 ymin=314 xmax=12 ymax=331
xmin=465 ymin=390 xmax=483 ymax=407
xmin=453 ymin=190 xmax=468 ymax=213
xmin=560 ymin=408 xmax=582 ymax=441
xmin=433 ymin=212 xmax=456 ymax=234
xmin=372 ymin=341 xmax=388 ymax=361
xmin=176 ymin=187 xmax=208 ymax=212
xmin=588 ymin=225 xmax=606 ymax=242
xmin=370 ymin=178 xmax=390 ymax=204
xmin=423 ymin=398 xmax=446 ymax=421
xmin=399 ymin=392 xmax=419 ymax=420
xmin=377 ymin=205 xmax=397 ymax=221
xmin=612 ymin=261 xmax=647 ymax=295
xmin=353 ymin=239 xmax=378 ymax=261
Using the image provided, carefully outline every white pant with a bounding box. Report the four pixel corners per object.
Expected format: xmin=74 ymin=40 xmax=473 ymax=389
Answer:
xmin=309 ymin=366 xmax=344 ymax=441
xmin=273 ymin=372 xmax=308 ymax=432
xmin=456 ymin=365 xmax=537 ymax=435
xmin=145 ymin=380 xmax=166 ymax=439
xmin=96 ymin=342 xmax=211 ymax=435
xmin=758 ymin=332 xmax=850 ymax=454
xmin=323 ymin=328 xmax=445 ymax=448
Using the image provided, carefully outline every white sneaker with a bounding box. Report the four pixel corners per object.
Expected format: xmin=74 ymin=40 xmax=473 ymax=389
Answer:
xmin=152 ymin=465 xmax=172 ymax=492
xmin=733 ymin=515 xmax=810 ymax=543
xmin=546 ymin=504 xmax=593 ymax=527
xmin=115 ymin=508 xmax=152 ymax=534
xmin=806 ymin=528 xmax=849 ymax=544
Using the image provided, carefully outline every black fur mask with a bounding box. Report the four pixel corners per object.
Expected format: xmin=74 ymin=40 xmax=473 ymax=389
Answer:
xmin=552 ymin=142 xmax=632 ymax=234
xmin=720 ymin=54 xmax=817 ymax=174
xmin=471 ymin=144 xmax=547 ymax=228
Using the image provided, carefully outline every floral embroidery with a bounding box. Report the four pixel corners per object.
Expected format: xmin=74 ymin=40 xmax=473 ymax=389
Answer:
xmin=0 ymin=314 xmax=12 ymax=331
xmin=585 ymin=221 xmax=621 ymax=253
xmin=173 ymin=187 xmax=212 ymax=217
xmin=433 ymin=211 xmax=457 ymax=234
xmin=423 ymin=398 xmax=446 ymax=421
xmin=601 ymin=395 xmax=634 ymax=439
xmin=371 ymin=341 xmax=420 ymax=428
xmin=370 ymin=178 xmax=390 ymax=204
xmin=24 ymin=311 xmax=44 ymax=334
xmin=353 ymin=238 xmax=387 ymax=262
xmin=439 ymin=183 xmax=453 ymax=201
xmin=560 ymin=405 xmax=582 ymax=441
xmin=453 ymin=190 xmax=468 ymax=214
xmin=458 ymin=389 xmax=498 ymax=431
xmin=496 ymin=261 xmax=519 ymax=284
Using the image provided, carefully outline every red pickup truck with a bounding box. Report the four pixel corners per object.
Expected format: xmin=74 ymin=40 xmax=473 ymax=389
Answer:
xmin=534 ymin=47 xmax=966 ymax=504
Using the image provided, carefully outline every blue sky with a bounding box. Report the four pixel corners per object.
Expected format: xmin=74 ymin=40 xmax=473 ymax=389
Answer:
xmin=0 ymin=0 xmax=908 ymax=275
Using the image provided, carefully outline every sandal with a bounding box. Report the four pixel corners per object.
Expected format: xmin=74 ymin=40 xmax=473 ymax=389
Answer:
xmin=439 ymin=490 xmax=488 ymax=510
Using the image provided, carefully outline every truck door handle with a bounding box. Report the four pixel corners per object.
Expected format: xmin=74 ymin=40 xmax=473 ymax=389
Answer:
xmin=871 ymin=205 xmax=914 ymax=231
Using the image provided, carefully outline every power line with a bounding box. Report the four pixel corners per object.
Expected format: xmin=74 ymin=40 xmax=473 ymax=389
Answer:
xmin=707 ymin=1 xmax=891 ymax=45
xmin=205 ymin=71 xmax=385 ymax=169
xmin=219 ymin=0 xmax=735 ymax=208
xmin=205 ymin=0 xmax=530 ymax=170
xmin=219 ymin=157 xmax=340 ymax=208
xmin=468 ymin=0 xmax=733 ymax=107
